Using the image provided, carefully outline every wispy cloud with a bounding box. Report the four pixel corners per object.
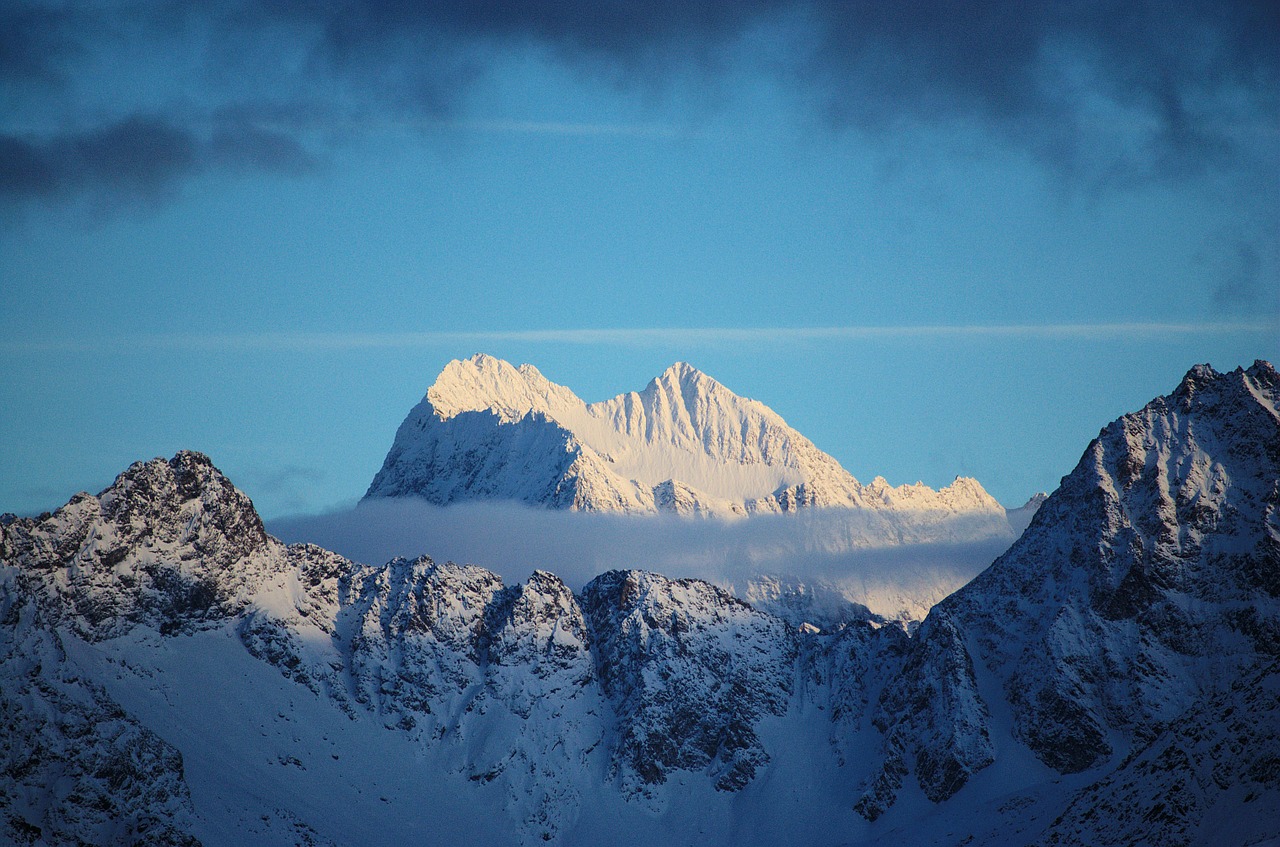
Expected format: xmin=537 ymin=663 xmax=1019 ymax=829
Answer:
xmin=427 ymin=119 xmax=701 ymax=139
xmin=2 ymin=322 xmax=1273 ymax=355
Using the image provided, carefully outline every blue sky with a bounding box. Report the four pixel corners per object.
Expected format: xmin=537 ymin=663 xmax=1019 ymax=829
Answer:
xmin=2 ymin=1 xmax=1277 ymax=518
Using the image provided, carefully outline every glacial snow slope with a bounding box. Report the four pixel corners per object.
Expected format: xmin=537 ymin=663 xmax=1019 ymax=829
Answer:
xmin=363 ymin=354 xmax=1012 ymax=540
xmin=2 ymin=361 xmax=1278 ymax=847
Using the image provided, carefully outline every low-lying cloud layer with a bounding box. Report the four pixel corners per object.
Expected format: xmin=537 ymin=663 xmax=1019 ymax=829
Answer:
xmin=268 ymin=499 xmax=1017 ymax=621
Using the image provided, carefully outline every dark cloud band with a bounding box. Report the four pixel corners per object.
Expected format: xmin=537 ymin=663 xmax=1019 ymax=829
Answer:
xmin=0 ymin=117 xmax=196 ymax=201
xmin=2 ymin=0 xmax=1276 ymax=208
xmin=0 ymin=115 xmax=318 ymax=206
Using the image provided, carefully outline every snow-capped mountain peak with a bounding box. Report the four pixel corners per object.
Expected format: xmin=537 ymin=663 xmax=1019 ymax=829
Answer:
xmin=652 ymin=360 xmax=708 ymax=388
xmin=426 ymin=353 xmax=581 ymax=423
xmin=365 ymin=355 xmax=1013 ymax=539
xmin=636 ymin=361 xmax=764 ymax=435
xmin=855 ymin=359 xmax=1280 ymax=826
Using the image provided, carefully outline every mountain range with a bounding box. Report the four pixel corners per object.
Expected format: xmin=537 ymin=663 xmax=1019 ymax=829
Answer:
xmin=1 ymin=360 xmax=1276 ymax=846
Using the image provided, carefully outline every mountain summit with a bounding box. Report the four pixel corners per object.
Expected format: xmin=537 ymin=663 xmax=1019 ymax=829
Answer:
xmin=365 ymin=354 xmax=1008 ymax=528
xmin=854 ymin=359 xmax=1280 ymax=837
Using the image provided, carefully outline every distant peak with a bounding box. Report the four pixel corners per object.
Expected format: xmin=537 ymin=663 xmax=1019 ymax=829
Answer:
xmin=649 ymin=362 xmax=729 ymax=399
xmin=425 ymin=354 xmax=578 ymax=422
xmin=438 ymin=352 xmax=513 ymax=379
xmin=1014 ymin=492 xmax=1049 ymax=510
xmin=1174 ymin=363 xmax=1221 ymax=397
xmin=1246 ymin=359 xmax=1277 ymax=385
xmin=370 ymin=355 xmax=1013 ymax=526
xmin=659 ymin=361 xmax=707 ymax=382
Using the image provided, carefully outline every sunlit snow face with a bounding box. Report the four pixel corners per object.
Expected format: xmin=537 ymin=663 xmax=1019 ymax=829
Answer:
xmin=369 ymin=353 xmax=1012 ymax=512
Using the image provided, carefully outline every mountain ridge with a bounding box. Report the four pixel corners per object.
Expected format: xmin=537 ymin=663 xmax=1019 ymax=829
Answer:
xmin=2 ymin=360 xmax=1276 ymax=846
xmin=365 ymin=354 xmax=1013 ymax=543
xmin=854 ymin=359 xmax=1280 ymax=829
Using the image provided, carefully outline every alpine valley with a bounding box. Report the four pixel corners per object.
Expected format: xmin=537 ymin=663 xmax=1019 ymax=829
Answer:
xmin=2 ymin=359 xmax=1277 ymax=847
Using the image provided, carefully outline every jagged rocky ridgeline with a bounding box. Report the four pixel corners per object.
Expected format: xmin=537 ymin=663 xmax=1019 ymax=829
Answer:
xmin=363 ymin=354 xmax=1014 ymax=535
xmin=855 ymin=359 xmax=1280 ymax=832
xmin=0 ymin=452 xmax=802 ymax=844
xmin=1 ymin=360 xmax=1277 ymax=846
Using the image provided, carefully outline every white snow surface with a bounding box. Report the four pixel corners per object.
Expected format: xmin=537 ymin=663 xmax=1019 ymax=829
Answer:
xmin=364 ymin=354 xmax=1012 ymax=529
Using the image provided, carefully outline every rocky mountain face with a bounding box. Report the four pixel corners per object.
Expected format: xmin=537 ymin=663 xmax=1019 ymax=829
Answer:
xmin=579 ymin=571 xmax=794 ymax=794
xmin=0 ymin=453 xmax=330 ymax=845
xmin=0 ymin=569 xmax=200 ymax=847
xmin=363 ymin=354 xmax=1013 ymax=542
xmin=1 ymin=361 xmax=1277 ymax=846
xmin=0 ymin=454 xmax=812 ymax=843
xmin=856 ymin=360 xmax=1280 ymax=839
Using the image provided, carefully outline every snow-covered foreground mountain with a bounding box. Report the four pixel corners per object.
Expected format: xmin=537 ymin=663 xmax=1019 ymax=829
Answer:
xmin=365 ymin=354 xmax=1013 ymax=540
xmin=2 ymin=361 xmax=1278 ymax=847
